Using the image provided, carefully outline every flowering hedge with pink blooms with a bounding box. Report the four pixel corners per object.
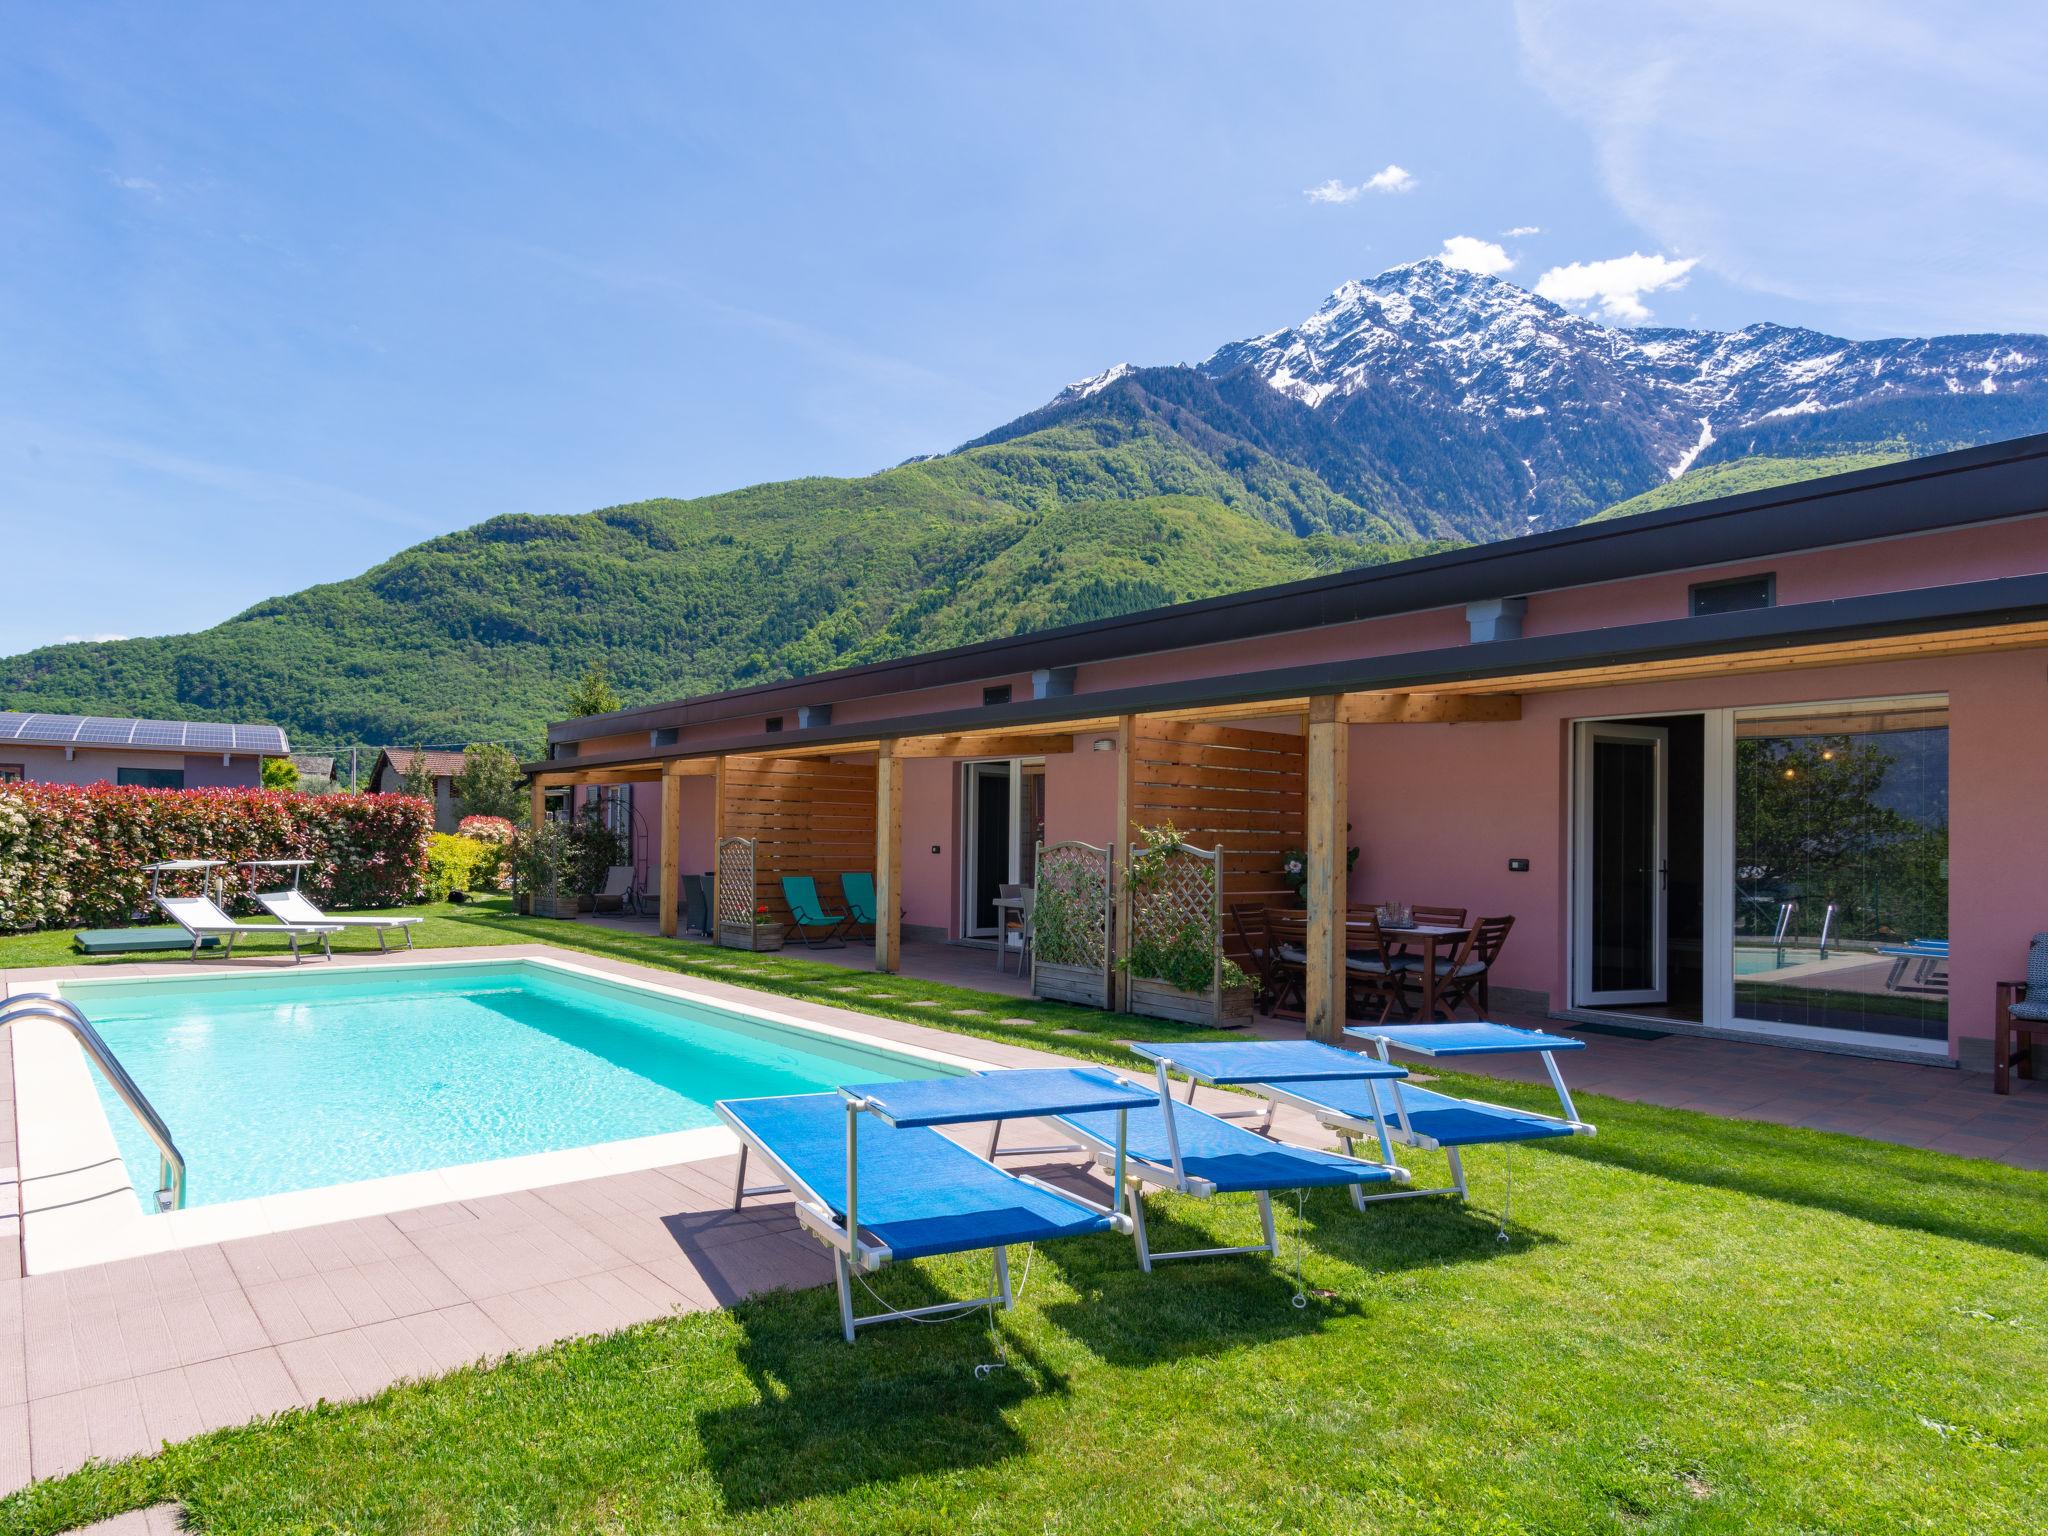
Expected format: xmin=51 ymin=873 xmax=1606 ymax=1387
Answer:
xmin=0 ymin=784 xmax=433 ymax=932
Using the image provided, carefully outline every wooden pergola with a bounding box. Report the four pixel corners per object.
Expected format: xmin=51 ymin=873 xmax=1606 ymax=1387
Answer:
xmin=528 ymin=612 xmax=2048 ymax=1042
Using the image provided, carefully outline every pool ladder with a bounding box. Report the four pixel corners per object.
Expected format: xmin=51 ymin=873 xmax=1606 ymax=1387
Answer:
xmin=0 ymin=995 xmax=187 ymax=1211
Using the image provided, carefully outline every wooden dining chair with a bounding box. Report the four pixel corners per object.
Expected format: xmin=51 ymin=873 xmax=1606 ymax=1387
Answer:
xmin=1230 ymin=903 xmax=1281 ymax=1008
xmin=1428 ymin=915 xmax=1516 ymax=1018
xmin=1410 ymin=904 xmax=1469 ymax=928
xmin=1262 ymin=907 xmax=1309 ymax=1015
xmin=1341 ymin=912 xmax=1409 ymax=1024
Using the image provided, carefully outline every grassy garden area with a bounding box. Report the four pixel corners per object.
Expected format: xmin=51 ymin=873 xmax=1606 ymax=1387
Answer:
xmin=0 ymin=903 xmax=2043 ymax=1532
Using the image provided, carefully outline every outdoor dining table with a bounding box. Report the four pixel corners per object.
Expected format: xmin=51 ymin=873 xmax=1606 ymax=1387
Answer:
xmin=1357 ymin=916 xmax=1471 ymax=1023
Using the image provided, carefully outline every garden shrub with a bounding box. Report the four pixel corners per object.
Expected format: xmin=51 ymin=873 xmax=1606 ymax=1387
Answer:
xmin=0 ymin=783 xmax=432 ymax=932
xmin=424 ymin=833 xmax=493 ymax=902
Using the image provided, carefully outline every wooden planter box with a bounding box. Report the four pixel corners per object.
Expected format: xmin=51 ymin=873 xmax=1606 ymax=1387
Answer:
xmin=1128 ymin=976 xmax=1255 ymax=1028
xmin=531 ymin=891 xmax=577 ymax=920
xmin=719 ymin=921 xmax=787 ymax=952
xmin=1033 ymin=958 xmax=1110 ymax=1010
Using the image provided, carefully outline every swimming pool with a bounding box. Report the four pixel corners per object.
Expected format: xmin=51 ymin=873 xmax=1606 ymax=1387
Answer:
xmin=57 ymin=959 xmax=951 ymax=1211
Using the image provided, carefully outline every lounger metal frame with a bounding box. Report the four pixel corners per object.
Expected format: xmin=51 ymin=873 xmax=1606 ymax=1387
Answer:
xmin=722 ymin=1085 xmax=1133 ymax=1342
xmin=1016 ymin=1056 xmax=1408 ymax=1270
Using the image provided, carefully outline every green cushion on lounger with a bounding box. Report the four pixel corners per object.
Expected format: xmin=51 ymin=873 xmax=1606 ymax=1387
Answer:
xmin=73 ymin=927 xmax=220 ymax=955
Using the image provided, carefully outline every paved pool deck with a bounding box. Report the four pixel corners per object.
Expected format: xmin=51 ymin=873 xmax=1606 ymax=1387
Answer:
xmin=0 ymin=941 xmax=2042 ymax=1497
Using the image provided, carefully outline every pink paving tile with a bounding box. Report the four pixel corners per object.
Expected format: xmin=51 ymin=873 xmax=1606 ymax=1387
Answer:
xmin=423 ymin=1302 xmax=518 ymax=1367
xmin=0 ymin=1401 xmax=28 ymax=1498
xmin=132 ymin=1365 xmax=205 ymax=1450
xmin=26 ymin=1387 xmax=90 ymax=1481
xmin=579 ymin=1267 xmax=682 ymax=1328
xmin=389 ymin=1200 xmax=479 ymax=1233
xmin=358 ymin=1252 xmax=465 ymax=1315
xmin=226 ymin=1347 xmax=306 ymax=1418
xmin=276 ymin=1333 xmax=390 ymax=1407
xmin=357 ymin=1318 xmax=440 ymax=1386
xmin=195 ymin=1288 xmax=268 ymax=1358
xmin=320 ymin=1266 xmax=402 ymax=1329
xmin=474 ymin=1288 xmax=575 ymax=1354
xmin=113 ymin=1300 xmax=182 ymax=1380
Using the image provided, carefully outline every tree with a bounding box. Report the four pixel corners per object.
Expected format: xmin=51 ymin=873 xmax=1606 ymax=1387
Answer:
xmin=452 ymin=742 xmax=526 ymax=823
xmin=401 ymin=747 xmax=437 ymax=800
xmin=260 ymin=757 xmax=300 ymax=791
xmin=565 ymin=661 xmax=622 ymax=718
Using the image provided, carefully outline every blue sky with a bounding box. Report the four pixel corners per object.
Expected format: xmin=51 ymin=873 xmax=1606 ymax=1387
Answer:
xmin=2 ymin=1 xmax=2042 ymax=653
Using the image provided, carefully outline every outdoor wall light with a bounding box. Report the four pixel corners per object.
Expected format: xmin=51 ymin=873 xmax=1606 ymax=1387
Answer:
xmin=1092 ymin=737 xmax=1117 ymax=752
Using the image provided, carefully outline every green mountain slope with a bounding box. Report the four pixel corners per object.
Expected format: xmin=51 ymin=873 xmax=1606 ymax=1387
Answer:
xmin=1586 ymin=452 xmax=1912 ymax=523
xmin=0 ymin=417 xmax=1439 ymax=751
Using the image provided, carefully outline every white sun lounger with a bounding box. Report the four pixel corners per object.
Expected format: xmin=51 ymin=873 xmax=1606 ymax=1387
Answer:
xmin=243 ymin=861 xmax=420 ymax=951
xmin=145 ymin=859 xmax=341 ymax=962
xmin=719 ymin=1067 xmax=1152 ymax=1342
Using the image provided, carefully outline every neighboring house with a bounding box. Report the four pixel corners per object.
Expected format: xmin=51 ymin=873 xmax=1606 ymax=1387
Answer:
xmin=366 ymin=748 xmax=467 ymax=831
xmin=534 ymin=432 xmax=2048 ymax=1075
xmin=289 ymin=753 xmax=337 ymax=792
xmin=0 ymin=714 xmax=286 ymax=790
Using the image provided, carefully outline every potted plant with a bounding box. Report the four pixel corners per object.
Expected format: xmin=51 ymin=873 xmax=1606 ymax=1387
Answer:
xmin=720 ymin=900 xmax=787 ymax=952
xmin=511 ymin=821 xmax=576 ymax=920
xmin=1119 ymin=823 xmax=1254 ymax=1027
xmin=1279 ymin=825 xmax=1361 ymax=903
xmin=1030 ymin=840 xmax=1112 ymax=1008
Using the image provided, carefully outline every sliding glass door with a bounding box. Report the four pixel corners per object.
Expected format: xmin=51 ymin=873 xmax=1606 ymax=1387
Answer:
xmin=1730 ymin=702 xmax=1949 ymax=1043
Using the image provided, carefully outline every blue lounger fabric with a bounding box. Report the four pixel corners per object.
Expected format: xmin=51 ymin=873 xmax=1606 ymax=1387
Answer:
xmin=1130 ymin=1039 xmax=1408 ymax=1086
xmin=848 ymin=1068 xmax=1157 ymax=1128
xmin=721 ymin=1094 xmax=1112 ymax=1260
xmin=1355 ymin=1022 xmax=1587 ymax=1056
xmin=1273 ymin=1078 xmax=1579 ymax=1147
xmin=1058 ymin=1101 xmax=1399 ymax=1193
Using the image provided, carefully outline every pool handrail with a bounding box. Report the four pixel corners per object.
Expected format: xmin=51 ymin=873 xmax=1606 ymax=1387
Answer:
xmin=0 ymin=994 xmax=187 ymax=1211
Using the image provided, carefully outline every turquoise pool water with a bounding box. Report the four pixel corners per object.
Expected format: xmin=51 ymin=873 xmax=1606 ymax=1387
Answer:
xmin=1733 ymin=950 xmax=1783 ymax=976
xmin=60 ymin=960 xmax=947 ymax=1210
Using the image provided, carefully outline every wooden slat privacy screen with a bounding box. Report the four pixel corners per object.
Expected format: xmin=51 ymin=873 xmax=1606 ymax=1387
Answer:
xmin=1128 ymin=719 xmax=1305 ymax=959
xmin=719 ymin=755 xmax=878 ymax=923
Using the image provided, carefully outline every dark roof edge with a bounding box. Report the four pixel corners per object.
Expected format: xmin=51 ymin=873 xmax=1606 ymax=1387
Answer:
xmin=528 ymin=570 xmax=2048 ymax=775
xmin=549 ymin=432 xmax=2048 ymax=744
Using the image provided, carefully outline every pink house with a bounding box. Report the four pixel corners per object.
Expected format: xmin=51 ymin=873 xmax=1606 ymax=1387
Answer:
xmin=0 ymin=714 xmax=284 ymax=791
xmin=533 ymin=435 xmax=2048 ymax=1073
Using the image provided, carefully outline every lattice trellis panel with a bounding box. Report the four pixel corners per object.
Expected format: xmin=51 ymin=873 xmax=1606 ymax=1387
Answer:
xmin=719 ymin=755 xmax=877 ymax=923
xmin=1031 ymin=840 xmax=1111 ymax=972
xmin=1125 ymin=837 xmax=1225 ymax=1000
xmin=1129 ymin=719 xmax=1305 ymax=960
xmin=715 ymin=836 xmax=757 ymax=929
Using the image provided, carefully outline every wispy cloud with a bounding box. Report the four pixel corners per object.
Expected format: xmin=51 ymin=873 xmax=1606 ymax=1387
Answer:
xmin=105 ymin=172 xmax=161 ymax=200
xmin=1304 ymin=164 xmax=1416 ymax=203
xmin=59 ymin=633 xmax=129 ymax=644
xmin=1502 ymin=224 xmax=1542 ymax=237
xmin=1535 ymin=251 xmax=1698 ymax=322
xmin=1513 ymin=0 xmax=2048 ymax=328
xmin=1438 ymin=235 xmax=1516 ymax=276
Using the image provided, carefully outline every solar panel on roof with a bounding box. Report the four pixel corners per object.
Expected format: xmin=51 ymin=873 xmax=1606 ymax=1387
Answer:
xmin=130 ymin=721 xmax=186 ymax=746
xmin=0 ymin=716 xmax=26 ymax=740
xmin=234 ymin=726 xmax=287 ymax=753
xmin=185 ymin=723 xmax=235 ymax=750
xmin=74 ymin=719 xmax=135 ymax=744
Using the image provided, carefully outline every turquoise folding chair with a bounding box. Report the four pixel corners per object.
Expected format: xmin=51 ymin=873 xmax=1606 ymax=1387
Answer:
xmin=840 ymin=871 xmax=878 ymax=936
xmin=781 ymin=875 xmax=852 ymax=947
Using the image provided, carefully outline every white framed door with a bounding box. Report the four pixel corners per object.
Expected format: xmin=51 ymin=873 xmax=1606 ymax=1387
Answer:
xmin=1573 ymin=722 xmax=1670 ymax=1007
xmin=961 ymin=761 xmax=1018 ymax=938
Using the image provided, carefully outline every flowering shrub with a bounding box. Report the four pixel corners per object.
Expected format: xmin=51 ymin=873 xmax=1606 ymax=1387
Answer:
xmin=0 ymin=783 xmax=432 ymax=932
xmin=457 ymin=815 xmax=517 ymax=844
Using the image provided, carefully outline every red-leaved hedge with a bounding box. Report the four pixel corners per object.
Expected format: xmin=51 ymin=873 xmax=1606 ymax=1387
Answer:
xmin=0 ymin=784 xmax=434 ymax=933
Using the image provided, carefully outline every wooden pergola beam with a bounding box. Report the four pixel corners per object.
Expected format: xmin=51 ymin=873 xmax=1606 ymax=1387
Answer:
xmin=1340 ymin=692 xmax=1522 ymax=725
xmin=891 ymin=731 xmax=1079 ymax=759
xmin=875 ymin=740 xmax=902 ymax=974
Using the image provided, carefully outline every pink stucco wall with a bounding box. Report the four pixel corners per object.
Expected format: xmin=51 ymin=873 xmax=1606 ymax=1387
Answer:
xmin=900 ymin=758 xmax=956 ymax=934
xmin=4 ymin=745 xmax=265 ymax=789
xmin=1343 ymin=649 xmax=2045 ymax=1054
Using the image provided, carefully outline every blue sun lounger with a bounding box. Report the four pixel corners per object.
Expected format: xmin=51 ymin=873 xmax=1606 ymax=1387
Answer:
xmin=1242 ymin=1022 xmax=1596 ymax=1204
xmin=995 ymin=1041 xmax=1411 ymax=1270
xmin=718 ymin=1067 xmax=1154 ymax=1341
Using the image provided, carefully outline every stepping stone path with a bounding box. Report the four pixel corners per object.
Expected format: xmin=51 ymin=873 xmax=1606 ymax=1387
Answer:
xmin=997 ymin=1018 xmax=1039 ymax=1029
xmin=1053 ymin=1027 xmax=1090 ymax=1037
xmin=906 ymin=999 xmax=942 ymax=1008
xmin=951 ymin=1008 xmax=986 ymax=1017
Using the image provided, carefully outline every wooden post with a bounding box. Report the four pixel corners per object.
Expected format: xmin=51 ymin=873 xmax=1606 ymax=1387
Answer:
xmin=659 ymin=768 xmax=682 ymax=938
xmin=709 ymin=756 xmax=727 ymax=927
xmin=529 ymin=776 xmax=546 ymax=834
xmin=1110 ymin=714 xmax=1136 ymax=1011
xmin=1304 ymin=694 xmax=1350 ymax=1043
xmin=875 ymin=741 xmax=902 ymax=973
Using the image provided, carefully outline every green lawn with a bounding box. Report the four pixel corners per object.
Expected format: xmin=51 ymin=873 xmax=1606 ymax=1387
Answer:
xmin=1 ymin=905 xmax=2043 ymax=1533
